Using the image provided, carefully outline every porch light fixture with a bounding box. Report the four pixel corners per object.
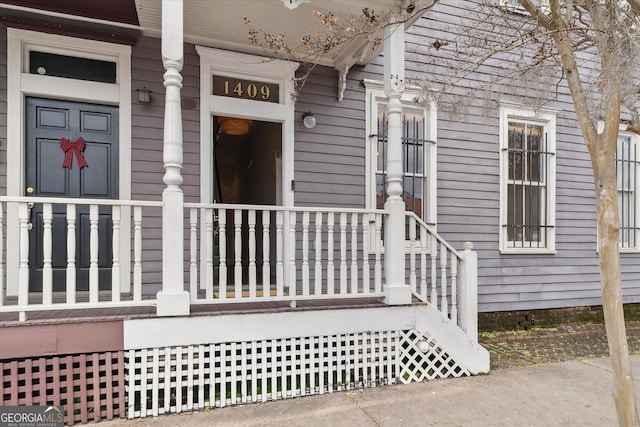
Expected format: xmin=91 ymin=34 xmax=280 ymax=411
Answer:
xmin=137 ymin=88 xmax=152 ymax=103
xmin=281 ymin=0 xmax=310 ymax=9
xmin=302 ymin=112 xmax=316 ymax=129
xmin=218 ymin=116 xmax=253 ymax=135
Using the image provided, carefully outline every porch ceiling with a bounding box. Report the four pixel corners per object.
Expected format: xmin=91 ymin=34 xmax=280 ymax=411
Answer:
xmin=0 ymin=0 xmax=433 ymax=68
xmin=135 ymin=0 xmax=424 ymax=69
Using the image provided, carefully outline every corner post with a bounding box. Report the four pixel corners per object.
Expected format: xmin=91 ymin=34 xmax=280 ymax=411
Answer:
xmin=382 ymin=19 xmax=411 ymax=305
xmin=458 ymin=242 xmax=478 ymax=341
xmin=157 ymin=0 xmax=190 ymax=316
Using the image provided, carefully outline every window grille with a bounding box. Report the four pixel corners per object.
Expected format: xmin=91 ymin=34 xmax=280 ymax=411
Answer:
xmin=616 ymin=135 xmax=639 ymax=249
xmin=505 ymin=120 xmax=552 ymax=248
xmin=375 ymin=107 xmax=433 ymax=223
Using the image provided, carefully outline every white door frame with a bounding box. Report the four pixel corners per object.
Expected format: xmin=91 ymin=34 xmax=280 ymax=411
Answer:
xmin=196 ymin=47 xmax=298 ymax=289
xmin=196 ymin=46 xmax=298 ymax=207
xmin=6 ymin=28 xmax=132 ymax=295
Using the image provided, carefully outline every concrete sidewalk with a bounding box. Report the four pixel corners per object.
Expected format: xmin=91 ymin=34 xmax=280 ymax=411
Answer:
xmin=94 ymin=355 xmax=640 ymax=426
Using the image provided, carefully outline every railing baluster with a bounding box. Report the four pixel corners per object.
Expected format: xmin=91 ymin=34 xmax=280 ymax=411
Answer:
xmin=350 ymin=213 xmax=358 ymax=294
xmin=451 ymin=253 xmax=458 ymax=324
xmin=289 ymin=211 xmax=297 ymax=298
xmin=420 ymin=227 xmax=427 ymax=301
xmin=430 ymin=235 xmax=438 ymax=309
xmin=262 ymin=211 xmax=271 ymax=293
xmin=18 ymin=202 xmax=29 ymax=318
xmin=112 ymin=206 xmax=121 ymax=303
xmin=340 ymin=213 xmax=347 ymax=295
xmin=409 ymin=215 xmax=417 ymax=294
xmin=314 ymin=212 xmax=322 ymax=295
xmin=248 ymin=209 xmax=257 ymax=298
xmin=234 ymin=209 xmax=242 ymax=298
xmin=362 ymin=214 xmax=370 ymax=294
xmin=327 ymin=212 xmax=334 ymax=295
xmin=42 ymin=203 xmax=53 ymax=305
xmin=133 ymin=206 xmax=142 ymax=301
xmin=219 ymin=209 xmax=227 ymax=299
xmin=66 ymin=204 xmax=76 ymax=304
xmin=190 ymin=208 xmax=198 ymax=301
xmin=89 ymin=204 xmax=99 ymax=304
xmin=205 ymin=208 xmax=214 ymax=299
xmin=276 ymin=211 xmax=283 ymax=296
xmin=302 ymin=211 xmax=309 ymax=296
xmin=440 ymin=242 xmax=448 ymax=318
xmin=374 ymin=215 xmax=382 ymax=293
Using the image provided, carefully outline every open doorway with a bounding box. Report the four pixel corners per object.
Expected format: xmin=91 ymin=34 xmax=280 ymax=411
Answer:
xmin=213 ymin=116 xmax=282 ymax=205
xmin=213 ymin=116 xmax=282 ymax=289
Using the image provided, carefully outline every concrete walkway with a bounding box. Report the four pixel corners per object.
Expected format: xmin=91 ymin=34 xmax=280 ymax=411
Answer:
xmin=94 ymin=355 xmax=640 ymax=426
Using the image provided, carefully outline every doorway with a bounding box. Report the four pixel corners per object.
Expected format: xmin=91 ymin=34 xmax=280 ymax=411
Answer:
xmin=25 ymin=97 xmax=119 ymax=291
xmin=213 ymin=116 xmax=281 ymax=205
xmin=213 ymin=116 xmax=281 ymax=287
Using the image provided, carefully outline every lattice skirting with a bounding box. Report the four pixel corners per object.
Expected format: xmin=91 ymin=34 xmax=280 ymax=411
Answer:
xmin=0 ymin=352 xmax=126 ymax=425
xmin=399 ymin=330 xmax=470 ymax=383
xmin=0 ymin=331 xmax=472 ymax=424
xmin=126 ymin=329 xmax=471 ymax=419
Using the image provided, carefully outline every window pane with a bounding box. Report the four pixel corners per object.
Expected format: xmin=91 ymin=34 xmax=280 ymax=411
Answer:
xmin=403 ymin=177 xmax=423 ymax=217
xmin=507 ymin=183 xmax=523 ymax=242
xmin=525 ymin=186 xmax=542 ymax=243
xmin=508 ymin=122 xmax=524 ymax=181
xmin=527 ymin=124 xmax=543 ymax=182
xmin=376 ymin=174 xmax=386 ymax=210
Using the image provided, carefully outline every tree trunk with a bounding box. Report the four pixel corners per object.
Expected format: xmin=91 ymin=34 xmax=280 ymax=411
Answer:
xmin=592 ymin=140 xmax=640 ymax=426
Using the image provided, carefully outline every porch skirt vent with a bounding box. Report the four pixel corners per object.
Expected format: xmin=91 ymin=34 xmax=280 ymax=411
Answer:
xmin=126 ymin=329 xmax=470 ymax=419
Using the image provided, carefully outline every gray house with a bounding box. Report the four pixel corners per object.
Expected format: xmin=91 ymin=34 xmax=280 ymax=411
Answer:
xmin=0 ymin=0 xmax=631 ymax=424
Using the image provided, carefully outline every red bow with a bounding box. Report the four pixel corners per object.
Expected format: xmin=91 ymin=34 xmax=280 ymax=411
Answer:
xmin=60 ymin=137 xmax=88 ymax=169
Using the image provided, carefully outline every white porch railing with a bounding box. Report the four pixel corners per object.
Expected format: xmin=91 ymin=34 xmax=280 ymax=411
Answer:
xmin=0 ymin=197 xmax=477 ymax=340
xmin=0 ymin=196 xmax=161 ymax=321
xmin=185 ymin=203 xmax=386 ymax=305
xmin=406 ymin=212 xmax=478 ymax=339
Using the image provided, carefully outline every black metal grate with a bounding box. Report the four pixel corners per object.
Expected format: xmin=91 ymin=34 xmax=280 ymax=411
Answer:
xmin=616 ymin=135 xmax=640 ymax=248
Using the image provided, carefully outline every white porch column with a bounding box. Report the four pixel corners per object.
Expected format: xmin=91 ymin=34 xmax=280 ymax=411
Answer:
xmin=383 ymin=20 xmax=411 ymax=305
xmin=157 ymin=0 xmax=190 ymax=316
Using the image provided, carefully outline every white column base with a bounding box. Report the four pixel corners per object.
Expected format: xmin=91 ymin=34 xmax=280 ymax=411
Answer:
xmin=156 ymin=291 xmax=190 ymax=317
xmin=382 ymin=284 xmax=412 ymax=305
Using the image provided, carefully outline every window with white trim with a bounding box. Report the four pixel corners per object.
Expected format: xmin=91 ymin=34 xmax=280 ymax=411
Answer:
xmin=616 ymin=133 xmax=640 ymax=250
xmin=499 ymin=105 xmax=556 ymax=252
xmin=365 ymin=81 xmax=437 ymax=234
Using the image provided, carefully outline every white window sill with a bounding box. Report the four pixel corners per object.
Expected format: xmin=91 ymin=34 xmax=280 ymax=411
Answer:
xmin=500 ymin=248 xmax=557 ymax=255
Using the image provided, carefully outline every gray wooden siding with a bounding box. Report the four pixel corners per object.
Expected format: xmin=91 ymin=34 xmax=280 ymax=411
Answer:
xmin=400 ymin=0 xmax=640 ymax=311
xmin=294 ymin=65 xmax=367 ymax=208
xmin=293 ymin=0 xmax=640 ymax=312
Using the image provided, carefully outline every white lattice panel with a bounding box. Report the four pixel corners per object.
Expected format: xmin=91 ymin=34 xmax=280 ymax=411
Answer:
xmin=398 ymin=330 xmax=470 ymax=383
xmin=126 ymin=331 xmax=398 ymax=418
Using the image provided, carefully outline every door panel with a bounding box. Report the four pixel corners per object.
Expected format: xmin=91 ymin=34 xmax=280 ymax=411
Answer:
xmin=25 ymin=97 xmax=119 ymax=292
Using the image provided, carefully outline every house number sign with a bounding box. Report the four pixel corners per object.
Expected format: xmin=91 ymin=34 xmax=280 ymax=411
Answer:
xmin=213 ymin=75 xmax=279 ymax=103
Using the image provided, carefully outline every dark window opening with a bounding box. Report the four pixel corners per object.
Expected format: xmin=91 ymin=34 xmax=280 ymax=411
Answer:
xmin=29 ymin=51 xmax=117 ymax=84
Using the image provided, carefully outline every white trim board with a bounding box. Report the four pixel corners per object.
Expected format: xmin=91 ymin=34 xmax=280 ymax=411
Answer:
xmin=123 ymin=306 xmax=417 ymax=349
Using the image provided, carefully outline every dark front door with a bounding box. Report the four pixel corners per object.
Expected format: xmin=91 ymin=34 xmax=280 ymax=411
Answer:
xmin=25 ymin=97 xmax=119 ymax=291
